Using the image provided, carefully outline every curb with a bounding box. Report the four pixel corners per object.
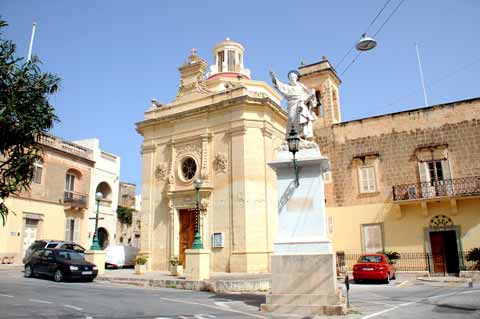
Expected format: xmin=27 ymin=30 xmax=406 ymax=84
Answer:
xmin=97 ymin=276 xmax=271 ymax=293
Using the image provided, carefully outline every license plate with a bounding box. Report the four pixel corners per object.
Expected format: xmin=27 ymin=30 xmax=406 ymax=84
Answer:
xmin=82 ymin=271 xmax=93 ymax=275
xmin=363 ymin=268 xmax=374 ymax=271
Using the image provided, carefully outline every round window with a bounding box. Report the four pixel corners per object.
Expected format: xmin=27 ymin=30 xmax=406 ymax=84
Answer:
xmin=181 ymin=157 xmax=197 ymax=181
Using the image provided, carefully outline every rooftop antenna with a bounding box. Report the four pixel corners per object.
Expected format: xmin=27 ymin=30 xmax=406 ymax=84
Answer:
xmin=415 ymin=42 xmax=429 ymax=107
xmin=27 ymin=22 xmax=37 ymax=62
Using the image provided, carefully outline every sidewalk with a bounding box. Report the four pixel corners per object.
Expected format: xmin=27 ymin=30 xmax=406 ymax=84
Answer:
xmin=0 ymin=264 xmax=23 ymax=271
xmin=97 ymin=268 xmax=271 ymax=293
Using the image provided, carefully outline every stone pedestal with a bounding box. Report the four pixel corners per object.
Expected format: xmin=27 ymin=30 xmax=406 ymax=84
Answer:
xmin=185 ymin=249 xmax=210 ymax=280
xmin=261 ymin=143 xmax=346 ymax=316
xmin=84 ymin=250 xmax=106 ymax=275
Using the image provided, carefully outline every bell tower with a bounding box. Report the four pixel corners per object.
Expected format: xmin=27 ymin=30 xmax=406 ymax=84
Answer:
xmin=298 ymin=57 xmax=341 ymax=127
xmin=207 ymin=38 xmax=251 ymax=80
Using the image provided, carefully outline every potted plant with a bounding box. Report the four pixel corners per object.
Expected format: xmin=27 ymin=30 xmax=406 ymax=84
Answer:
xmin=169 ymin=256 xmax=183 ymax=276
xmin=377 ymin=250 xmax=401 ymax=263
xmin=135 ymin=256 xmax=148 ymax=275
xmin=466 ymin=248 xmax=480 ymax=270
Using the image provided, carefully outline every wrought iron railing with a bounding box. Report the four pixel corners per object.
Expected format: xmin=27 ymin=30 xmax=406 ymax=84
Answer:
xmin=336 ymin=251 xmax=476 ymax=274
xmin=63 ymin=191 xmax=88 ymax=207
xmin=392 ymin=176 xmax=480 ymax=201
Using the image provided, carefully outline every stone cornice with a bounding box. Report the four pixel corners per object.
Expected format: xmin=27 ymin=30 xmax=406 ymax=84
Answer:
xmin=136 ymin=94 xmax=285 ymax=133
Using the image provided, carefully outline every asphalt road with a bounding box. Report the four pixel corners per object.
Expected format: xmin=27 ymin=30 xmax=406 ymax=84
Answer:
xmin=0 ymin=270 xmax=479 ymax=319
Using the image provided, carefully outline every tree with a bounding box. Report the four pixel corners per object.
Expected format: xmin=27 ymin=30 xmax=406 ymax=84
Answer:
xmin=0 ymin=19 xmax=60 ymax=225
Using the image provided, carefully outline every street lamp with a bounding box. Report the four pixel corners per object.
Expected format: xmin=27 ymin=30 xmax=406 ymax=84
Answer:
xmin=286 ymin=126 xmax=301 ymax=187
xmin=356 ymin=33 xmax=377 ymax=51
xmin=191 ymin=178 xmax=204 ymax=249
xmin=90 ymin=191 xmax=103 ymax=250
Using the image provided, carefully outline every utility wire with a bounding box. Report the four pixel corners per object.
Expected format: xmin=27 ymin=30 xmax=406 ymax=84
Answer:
xmin=373 ymin=0 xmax=406 ymax=37
xmin=336 ymin=0 xmax=393 ymax=69
xmin=339 ymin=0 xmax=406 ymax=76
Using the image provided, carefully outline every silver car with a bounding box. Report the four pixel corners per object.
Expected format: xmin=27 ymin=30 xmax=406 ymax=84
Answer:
xmin=23 ymin=240 xmax=85 ymax=264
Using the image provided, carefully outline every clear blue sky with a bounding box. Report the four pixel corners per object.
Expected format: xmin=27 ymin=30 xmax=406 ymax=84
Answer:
xmin=2 ymin=1 xmax=479 ymax=193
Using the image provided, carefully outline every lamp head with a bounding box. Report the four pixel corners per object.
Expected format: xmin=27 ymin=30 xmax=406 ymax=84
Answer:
xmin=286 ymin=126 xmax=300 ymax=155
xmin=95 ymin=192 xmax=103 ymax=201
xmin=356 ymin=33 xmax=377 ymax=51
xmin=194 ymin=178 xmax=203 ymax=190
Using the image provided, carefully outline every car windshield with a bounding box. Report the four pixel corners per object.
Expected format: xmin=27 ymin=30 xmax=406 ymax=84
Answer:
xmin=55 ymin=250 xmax=84 ymax=261
xmin=358 ymin=255 xmax=382 ymax=263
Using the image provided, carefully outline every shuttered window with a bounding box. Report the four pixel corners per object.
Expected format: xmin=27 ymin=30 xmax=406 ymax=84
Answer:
xmin=358 ymin=166 xmax=377 ymax=193
xmin=227 ymin=50 xmax=235 ymax=72
xmin=65 ymin=218 xmax=81 ymax=242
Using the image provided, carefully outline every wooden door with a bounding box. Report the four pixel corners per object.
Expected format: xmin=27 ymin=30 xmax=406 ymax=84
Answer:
xmin=179 ymin=209 xmax=196 ymax=267
xmin=430 ymin=232 xmax=447 ymax=274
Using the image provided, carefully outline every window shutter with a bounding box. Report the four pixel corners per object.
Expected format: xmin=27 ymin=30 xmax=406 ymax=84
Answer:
xmin=418 ymin=162 xmax=429 ymax=182
xmin=441 ymin=160 xmax=452 ymax=180
xmin=65 ymin=218 xmax=71 ymax=241
xmin=74 ymin=218 xmax=80 ymax=243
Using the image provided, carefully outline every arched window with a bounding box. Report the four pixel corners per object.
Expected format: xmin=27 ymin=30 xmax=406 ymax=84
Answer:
xmin=96 ymin=182 xmax=112 ymax=201
xmin=32 ymin=158 xmax=43 ymax=184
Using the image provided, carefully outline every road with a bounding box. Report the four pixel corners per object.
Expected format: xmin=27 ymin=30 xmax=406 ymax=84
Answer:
xmin=0 ymin=270 xmax=479 ymax=318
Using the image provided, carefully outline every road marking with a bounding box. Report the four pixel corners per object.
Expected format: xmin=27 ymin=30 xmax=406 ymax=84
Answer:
xmin=355 ymin=299 xmax=396 ymax=307
xmin=161 ymin=297 xmax=268 ymax=319
xmin=64 ymin=305 xmax=83 ymax=311
xmin=29 ymin=299 xmax=52 ymax=304
xmin=360 ymin=289 xmax=480 ymax=318
xmin=0 ymin=294 xmax=14 ymax=298
xmin=397 ymin=280 xmax=409 ymax=287
xmin=360 ymin=302 xmax=414 ymax=319
xmin=214 ymin=301 xmax=231 ymax=309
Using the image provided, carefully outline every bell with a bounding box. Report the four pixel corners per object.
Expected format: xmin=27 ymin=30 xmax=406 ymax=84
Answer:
xmin=356 ymin=34 xmax=377 ymax=51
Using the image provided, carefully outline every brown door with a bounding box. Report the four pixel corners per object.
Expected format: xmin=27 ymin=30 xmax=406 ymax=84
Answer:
xmin=430 ymin=232 xmax=447 ymax=274
xmin=429 ymin=230 xmax=460 ymax=275
xmin=179 ymin=209 xmax=197 ymax=267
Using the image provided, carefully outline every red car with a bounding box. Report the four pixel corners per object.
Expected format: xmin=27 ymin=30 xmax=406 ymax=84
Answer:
xmin=352 ymin=254 xmax=396 ymax=284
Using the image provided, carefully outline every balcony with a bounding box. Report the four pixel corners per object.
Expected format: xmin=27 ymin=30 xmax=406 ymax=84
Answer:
xmin=64 ymin=191 xmax=89 ymax=208
xmin=393 ymin=176 xmax=480 ymax=201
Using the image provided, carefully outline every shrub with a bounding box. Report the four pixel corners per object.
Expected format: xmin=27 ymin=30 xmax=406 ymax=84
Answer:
xmin=136 ymin=256 xmax=148 ymax=265
xmin=466 ymin=248 xmax=480 ymax=270
xmin=377 ymin=250 xmax=401 ymax=261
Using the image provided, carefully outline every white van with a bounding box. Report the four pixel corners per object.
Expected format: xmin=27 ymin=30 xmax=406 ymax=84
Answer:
xmin=105 ymin=245 xmax=139 ymax=268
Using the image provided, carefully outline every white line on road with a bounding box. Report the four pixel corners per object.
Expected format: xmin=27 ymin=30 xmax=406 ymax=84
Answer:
xmin=397 ymin=280 xmax=409 ymax=287
xmin=214 ymin=301 xmax=231 ymax=309
xmin=0 ymin=294 xmax=14 ymax=298
xmin=29 ymin=299 xmax=52 ymax=304
xmin=64 ymin=304 xmax=84 ymax=311
xmin=360 ymin=302 xmax=414 ymax=319
xmin=161 ymin=297 xmax=268 ymax=319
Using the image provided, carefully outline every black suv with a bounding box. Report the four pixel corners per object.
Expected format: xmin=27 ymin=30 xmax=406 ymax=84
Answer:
xmin=24 ymin=248 xmax=98 ymax=282
xmin=23 ymin=240 xmax=85 ymax=264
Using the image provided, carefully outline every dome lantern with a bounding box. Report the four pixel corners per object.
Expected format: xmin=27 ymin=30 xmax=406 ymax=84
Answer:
xmin=207 ymin=38 xmax=251 ymax=79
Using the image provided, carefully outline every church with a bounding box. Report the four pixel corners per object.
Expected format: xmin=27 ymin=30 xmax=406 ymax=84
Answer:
xmin=137 ymin=38 xmax=480 ymax=275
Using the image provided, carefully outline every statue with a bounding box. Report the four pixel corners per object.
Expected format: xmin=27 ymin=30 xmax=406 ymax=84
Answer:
xmin=270 ymin=70 xmax=318 ymax=140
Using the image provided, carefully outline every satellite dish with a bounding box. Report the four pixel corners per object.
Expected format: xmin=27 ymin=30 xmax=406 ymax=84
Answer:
xmin=356 ymin=34 xmax=377 ymax=51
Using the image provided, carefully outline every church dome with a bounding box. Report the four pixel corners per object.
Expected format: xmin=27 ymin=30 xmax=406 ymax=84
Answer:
xmin=207 ymin=38 xmax=251 ymax=80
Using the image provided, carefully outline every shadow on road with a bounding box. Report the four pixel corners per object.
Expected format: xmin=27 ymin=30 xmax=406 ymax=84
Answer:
xmin=209 ymin=292 xmax=266 ymax=308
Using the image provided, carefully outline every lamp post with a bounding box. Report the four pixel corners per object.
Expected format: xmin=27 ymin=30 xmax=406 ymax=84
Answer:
xmin=90 ymin=192 xmax=103 ymax=250
xmin=191 ymin=178 xmax=204 ymax=249
xmin=286 ymin=126 xmax=301 ymax=187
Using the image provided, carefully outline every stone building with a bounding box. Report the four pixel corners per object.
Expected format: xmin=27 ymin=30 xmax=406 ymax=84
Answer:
xmin=300 ymin=61 xmax=480 ymax=274
xmin=0 ymin=134 xmax=94 ymax=263
xmin=116 ymin=182 xmax=141 ymax=248
xmin=73 ymin=138 xmax=120 ymax=249
xmin=138 ymin=40 xmax=480 ymax=274
xmin=137 ymin=39 xmax=287 ymax=272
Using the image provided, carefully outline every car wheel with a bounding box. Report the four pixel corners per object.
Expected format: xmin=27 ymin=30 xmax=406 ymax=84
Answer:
xmin=86 ymin=277 xmax=95 ymax=282
xmin=392 ymin=272 xmax=396 ymax=280
xmin=53 ymin=269 xmax=63 ymax=282
xmin=354 ymin=279 xmax=361 ymax=284
xmin=24 ymin=264 xmax=34 ymax=278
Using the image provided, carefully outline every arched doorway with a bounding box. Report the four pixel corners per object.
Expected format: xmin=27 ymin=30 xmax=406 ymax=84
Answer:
xmin=97 ymin=227 xmax=109 ymax=249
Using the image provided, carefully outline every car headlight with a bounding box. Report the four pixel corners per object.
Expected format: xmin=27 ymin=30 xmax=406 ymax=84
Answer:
xmin=70 ymin=266 xmax=79 ymax=271
xmin=93 ymin=266 xmax=98 ymax=270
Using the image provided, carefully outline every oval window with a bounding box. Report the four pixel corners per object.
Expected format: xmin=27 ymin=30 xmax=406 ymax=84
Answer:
xmin=181 ymin=157 xmax=197 ymax=181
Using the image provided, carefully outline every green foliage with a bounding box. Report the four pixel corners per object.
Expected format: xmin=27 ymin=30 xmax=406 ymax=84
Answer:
xmin=117 ymin=206 xmax=134 ymax=225
xmin=136 ymin=256 xmax=148 ymax=265
xmin=466 ymin=248 xmax=480 ymax=270
xmin=377 ymin=250 xmax=401 ymax=261
xmin=0 ymin=19 xmax=60 ymax=225
xmin=169 ymin=256 xmax=182 ymax=266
